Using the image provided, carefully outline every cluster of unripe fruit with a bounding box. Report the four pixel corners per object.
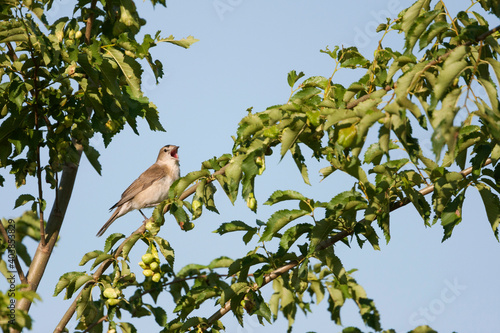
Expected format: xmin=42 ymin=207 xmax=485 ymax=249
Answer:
xmin=138 ymin=248 xmax=163 ymax=283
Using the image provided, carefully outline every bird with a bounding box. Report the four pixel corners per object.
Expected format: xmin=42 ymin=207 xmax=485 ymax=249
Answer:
xmin=96 ymin=145 xmax=180 ymax=237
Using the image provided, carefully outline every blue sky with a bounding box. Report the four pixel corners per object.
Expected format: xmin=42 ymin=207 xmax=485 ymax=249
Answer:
xmin=2 ymin=1 xmax=500 ymax=332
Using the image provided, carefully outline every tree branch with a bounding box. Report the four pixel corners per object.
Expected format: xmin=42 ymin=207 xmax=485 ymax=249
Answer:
xmin=15 ymin=143 xmax=83 ymax=320
xmin=0 ymin=221 xmax=26 ymax=284
xmin=204 ymin=158 xmax=493 ymax=327
xmin=54 ymin=164 xmax=229 ymax=332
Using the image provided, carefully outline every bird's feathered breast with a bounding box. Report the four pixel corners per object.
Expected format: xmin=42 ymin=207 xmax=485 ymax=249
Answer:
xmin=110 ymin=159 xmax=180 ymax=209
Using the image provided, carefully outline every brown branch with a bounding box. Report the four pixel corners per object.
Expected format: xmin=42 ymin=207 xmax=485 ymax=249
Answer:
xmin=15 ymin=143 xmax=83 ymax=318
xmin=0 ymin=221 xmax=27 ymax=284
xmin=82 ymin=315 xmax=108 ymax=333
xmin=346 ymin=85 xmax=393 ymax=109
xmin=204 ymin=158 xmax=493 ymax=327
xmin=54 ymin=164 xmax=229 ymax=332
xmin=474 ymin=24 xmax=500 ymax=44
xmin=84 ymin=0 xmax=98 ymax=45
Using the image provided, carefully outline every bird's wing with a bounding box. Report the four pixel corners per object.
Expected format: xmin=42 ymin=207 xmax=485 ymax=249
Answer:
xmin=110 ymin=164 xmax=166 ymax=209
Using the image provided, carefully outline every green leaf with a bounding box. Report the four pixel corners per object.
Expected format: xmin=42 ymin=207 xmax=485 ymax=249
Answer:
xmin=302 ymin=76 xmax=329 ymax=89
xmin=279 ymin=223 xmax=312 ymax=251
xmin=477 ymin=183 xmax=500 ymax=241
xmin=170 ymin=200 xmax=190 ymax=227
xmin=157 ymin=35 xmax=199 ymax=49
xmin=316 ymin=247 xmax=347 ymax=284
xmin=104 ymin=47 xmax=142 ymax=98
xmin=53 ymin=271 xmax=90 ymax=299
xmin=260 ymin=209 xmax=310 ymax=242
xmin=14 ymin=194 xmax=36 ymax=209
xmin=290 ymin=86 xmax=321 ymax=102
xmin=287 ymin=70 xmax=305 ymax=88
xmin=265 ymin=190 xmax=308 ymax=205
xmin=431 ymin=45 xmax=468 ymax=108
xmin=441 ymin=190 xmax=466 ymax=241
xmin=214 ymin=220 xmax=256 ymax=234
xmin=118 ymin=322 xmax=138 ymax=333
xmin=103 ymin=233 xmax=125 ymax=253
xmin=405 ymin=9 xmax=443 ymax=52
xmin=121 ymin=233 xmax=142 ymax=260
xmin=154 ymin=236 xmax=175 ymax=265
xmin=220 ymin=282 xmax=249 ymax=305
xmin=145 ymin=304 xmax=168 ymax=327
xmin=280 ymin=118 xmax=306 ymax=158
xmin=309 ymin=217 xmax=339 ymax=252
xmin=84 ymin=145 xmax=102 ymax=175
xmin=79 ymin=250 xmax=104 ymax=266
xmin=408 ymin=325 xmax=438 ymax=333
xmin=290 ymin=144 xmax=311 ymax=185
xmin=90 ymin=253 xmax=114 ymax=270
xmin=401 ymin=0 xmax=431 ymax=33
xmin=208 ymin=256 xmax=234 ymax=269
xmin=170 ymin=170 xmax=210 ymax=198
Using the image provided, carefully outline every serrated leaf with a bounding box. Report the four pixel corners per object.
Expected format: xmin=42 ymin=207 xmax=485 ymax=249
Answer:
xmin=158 ymin=35 xmax=199 ymax=49
xmin=280 ymin=118 xmax=306 ymax=158
xmin=154 ymin=236 xmax=175 ymax=265
xmin=208 ymin=256 xmax=234 ymax=269
xmin=90 ymin=253 xmax=114 ymax=270
xmin=290 ymin=143 xmax=311 ymax=185
xmin=477 ymin=183 xmax=500 ymax=241
xmin=220 ymin=282 xmax=249 ymax=305
xmin=287 ymin=70 xmax=305 ymax=88
xmin=104 ymin=47 xmax=142 ymax=98
xmin=121 ymin=233 xmax=142 ymax=260
xmin=118 ymin=322 xmax=138 ymax=333
xmin=265 ymin=190 xmax=308 ymax=205
xmin=73 ymin=274 xmax=93 ymax=293
xmin=79 ymin=250 xmax=104 ymax=266
xmin=14 ymin=194 xmax=36 ymax=209
xmin=279 ymin=223 xmax=312 ymax=251
xmin=84 ymin=145 xmax=102 ymax=175
xmin=441 ymin=190 xmax=466 ymax=241
xmin=103 ymin=233 xmax=126 ymax=253
xmin=316 ymin=247 xmax=347 ymax=284
xmin=302 ymin=76 xmax=328 ymax=89
xmin=260 ymin=209 xmax=310 ymax=242
xmin=214 ymin=220 xmax=256 ymax=234
xmin=145 ymin=304 xmax=168 ymax=327
xmin=432 ymin=45 xmax=468 ymax=107
xmin=170 ymin=170 xmax=210 ymax=198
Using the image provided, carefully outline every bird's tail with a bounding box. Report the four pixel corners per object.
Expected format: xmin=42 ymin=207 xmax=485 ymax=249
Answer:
xmin=96 ymin=208 xmax=120 ymax=237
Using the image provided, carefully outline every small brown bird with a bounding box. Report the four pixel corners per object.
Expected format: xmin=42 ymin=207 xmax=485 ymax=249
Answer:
xmin=96 ymin=145 xmax=180 ymax=237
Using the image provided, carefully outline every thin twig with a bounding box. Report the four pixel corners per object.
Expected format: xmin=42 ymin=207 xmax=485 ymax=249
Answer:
xmin=54 ymin=164 xmax=228 ymax=332
xmin=204 ymin=158 xmax=493 ymax=327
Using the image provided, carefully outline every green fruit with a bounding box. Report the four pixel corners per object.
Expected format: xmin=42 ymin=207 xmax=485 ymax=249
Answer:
xmin=143 ymin=269 xmax=154 ymax=277
xmin=75 ymin=30 xmax=82 ymax=39
xmin=106 ymin=298 xmax=120 ymax=306
xmin=103 ymin=287 xmax=118 ymax=299
xmin=141 ymin=253 xmax=155 ymax=265
xmin=149 ymin=261 xmax=159 ymax=272
xmin=152 ymin=273 xmax=161 ymax=283
xmin=246 ymin=193 xmax=257 ymax=211
xmin=138 ymin=261 xmax=148 ymax=269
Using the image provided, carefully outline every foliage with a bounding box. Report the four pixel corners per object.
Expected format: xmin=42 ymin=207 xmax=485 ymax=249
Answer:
xmin=1 ymin=0 xmax=500 ymax=332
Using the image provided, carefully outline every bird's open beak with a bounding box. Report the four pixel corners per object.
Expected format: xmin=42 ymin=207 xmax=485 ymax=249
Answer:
xmin=171 ymin=146 xmax=179 ymax=159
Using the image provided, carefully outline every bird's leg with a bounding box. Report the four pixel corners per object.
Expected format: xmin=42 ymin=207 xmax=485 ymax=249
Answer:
xmin=139 ymin=209 xmax=148 ymax=221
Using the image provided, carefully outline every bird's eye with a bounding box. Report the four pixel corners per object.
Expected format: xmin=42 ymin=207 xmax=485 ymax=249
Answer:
xmin=163 ymin=148 xmax=167 ymax=153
